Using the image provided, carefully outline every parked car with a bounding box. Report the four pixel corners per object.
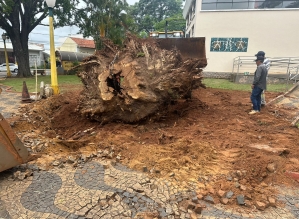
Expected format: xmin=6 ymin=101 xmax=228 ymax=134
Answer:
xmin=0 ymin=63 xmax=18 ymax=73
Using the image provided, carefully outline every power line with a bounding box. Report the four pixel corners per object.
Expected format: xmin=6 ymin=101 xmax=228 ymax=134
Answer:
xmin=30 ymin=32 xmax=71 ymax=37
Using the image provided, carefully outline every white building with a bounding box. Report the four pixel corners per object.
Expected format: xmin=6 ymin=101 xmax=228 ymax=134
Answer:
xmin=183 ymin=0 xmax=299 ymax=74
xmin=0 ymin=41 xmax=44 ymax=67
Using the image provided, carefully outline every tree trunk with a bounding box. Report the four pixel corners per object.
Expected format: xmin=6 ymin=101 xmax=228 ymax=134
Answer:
xmin=76 ymin=35 xmax=207 ymax=124
xmin=10 ymin=34 xmax=32 ymax=77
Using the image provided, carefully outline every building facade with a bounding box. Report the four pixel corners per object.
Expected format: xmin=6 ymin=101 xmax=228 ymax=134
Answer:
xmin=183 ymin=0 xmax=299 ymax=73
xmin=0 ymin=41 xmax=44 ymax=67
xmin=60 ymin=37 xmax=95 ymax=54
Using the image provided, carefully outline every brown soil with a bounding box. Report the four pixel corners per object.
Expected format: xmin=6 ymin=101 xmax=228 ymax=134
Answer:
xmin=9 ymin=86 xmax=299 ymax=210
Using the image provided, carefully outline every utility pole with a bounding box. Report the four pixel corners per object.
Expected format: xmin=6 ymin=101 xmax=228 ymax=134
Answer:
xmin=1 ymin=33 xmax=11 ymax=77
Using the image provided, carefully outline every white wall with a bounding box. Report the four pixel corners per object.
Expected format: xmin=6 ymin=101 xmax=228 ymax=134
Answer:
xmin=198 ymin=10 xmax=299 ymax=72
xmin=184 ymin=1 xmax=299 ymax=73
xmin=60 ymin=38 xmax=77 ymax=52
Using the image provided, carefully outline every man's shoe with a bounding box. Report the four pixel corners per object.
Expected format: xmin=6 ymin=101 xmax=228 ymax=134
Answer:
xmin=248 ymin=110 xmax=259 ymax=115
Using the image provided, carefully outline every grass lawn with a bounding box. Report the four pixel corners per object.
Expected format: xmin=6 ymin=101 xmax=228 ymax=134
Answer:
xmin=203 ymin=78 xmax=294 ymax=93
xmin=0 ymin=76 xmax=294 ymax=93
xmin=0 ymin=75 xmax=82 ymax=92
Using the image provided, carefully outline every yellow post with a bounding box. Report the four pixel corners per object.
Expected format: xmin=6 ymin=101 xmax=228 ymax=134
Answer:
xmin=3 ymin=38 xmax=11 ymax=77
xmin=48 ymin=7 xmax=59 ymax=95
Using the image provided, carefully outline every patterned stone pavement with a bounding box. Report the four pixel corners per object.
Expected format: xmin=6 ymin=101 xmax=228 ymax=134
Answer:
xmin=0 ymin=160 xmax=299 ymax=219
xmin=0 ymin=84 xmax=24 ymax=118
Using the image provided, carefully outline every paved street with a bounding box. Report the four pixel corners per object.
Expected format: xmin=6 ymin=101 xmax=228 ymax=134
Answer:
xmin=0 ymin=71 xmax=17 ymax=78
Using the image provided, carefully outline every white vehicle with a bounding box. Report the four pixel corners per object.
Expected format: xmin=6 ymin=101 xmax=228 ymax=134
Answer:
xmin=0 ymin=63 xmax=18 ymax=73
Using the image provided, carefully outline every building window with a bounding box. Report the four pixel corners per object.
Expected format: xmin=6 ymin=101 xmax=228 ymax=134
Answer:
xmin=202 ymin=0 xmax=299 ymax=10
xmin=29 ymin=55 xmax=38 ymax=67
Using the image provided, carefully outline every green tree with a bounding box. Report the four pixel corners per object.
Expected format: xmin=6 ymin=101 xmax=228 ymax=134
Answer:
xmin=0 ymin=0 xmax=78 ymax=77
xmin=138 ymin=30 xmax=148 ymax=38
xmin=154 ymin=13 xmax=185 ymax=32
xmin=75 ymin=0 xmax=135 ymax=48
xmin=130 ymin=0 xmax=183 ymax=32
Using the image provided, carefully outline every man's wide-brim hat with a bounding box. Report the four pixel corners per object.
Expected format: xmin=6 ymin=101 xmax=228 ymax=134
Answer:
xmin=255 ymin=51 xmax=265 ymax=57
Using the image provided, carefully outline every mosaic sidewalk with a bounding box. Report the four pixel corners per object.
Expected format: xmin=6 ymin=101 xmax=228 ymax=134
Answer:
xmin=0 ymin=160 xmax=299 ymax=219
xmin=0 ymin=85 xmax=24 ymax=118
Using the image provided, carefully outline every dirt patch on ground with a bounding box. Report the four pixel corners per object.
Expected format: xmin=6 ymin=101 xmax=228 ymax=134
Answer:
xmin=9 ymin=86 xmax=299 ymax=211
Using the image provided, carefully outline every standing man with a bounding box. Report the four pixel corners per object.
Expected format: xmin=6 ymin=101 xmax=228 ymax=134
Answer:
xmin=249 ymin=56 xmax=268 ymax=115
xmin=255 ymin=51 xmax=270 ymax=106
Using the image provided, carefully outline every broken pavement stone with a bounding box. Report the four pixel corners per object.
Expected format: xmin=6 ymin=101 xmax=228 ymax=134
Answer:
xmin=260 ymin=182 xmax=268 ymax=187
xmin=72 ymin=162 xmax=78 ymax=168
xmin=268 ymin=197 xmax=276 ymax=207
xmin=236 ymin=170 xmax=242 ymax=177
xmin=237 ymin=195 xmax=245 ymax=205
xmin=18 ymin=172 xmax=26 ymax=180
xmin=181 ymin=200 xmax=196 ymax=211
xmin=240 ymin=185 xmax=246 ymax=191
xmin=13 ymin=171 xmax=21 ymax=179
xmin=266 ymin=163 xmax=277 ymax=173
xmin=80 ymin=155 xmax=88 ymax=162
xmin=52 ymin=160 xmax=60 ymax=166
xmin=67 ymin=156 xmax=76 ymax=163
xmin=217 ymin=189 xmax=226 ymax=198
xmin=226 ymin=176 xmax=232 ymax=181
xmin=169 ymin=172 xmax=175 ymax=177
xmin=204 ymin=195 xmax=215 ymax=204
xmin=245 ymin=194 xmax=252 ymax=200
xmin=116 ymin=155 xmax=121 ymax=162
xmin=58 ymin=163 xmax=65 ymax=168
xmin=235 ymin=182 xmax=240 ymax=188
xmin=207 ymin=187 xmax=215 ymax=195
xmin=255 ymin=201 xmax=267 ymax=210
xmin=196 ymin=194 xmax=203 ymax=200
xmin=226 ymin=191 xmax=234 ymax=199
xmin=24 ymin=169 xmax=33 ymax=178
xmin=102 ymin=164 xmax=110 ymax=169
xmin=191 ymin=197 xmax=199 ymax=204
xmin=220 ymin=198 xmax=229 ymax=205
xmin=131 ymin=183 xmax=144 ymax=193
xmin=245 ymin=200 xmax=253 ymax=208
xmin=38 ymin=165 xmax=48 ymax=171
xmin=193 ymin=204 xmax=203 ymax=214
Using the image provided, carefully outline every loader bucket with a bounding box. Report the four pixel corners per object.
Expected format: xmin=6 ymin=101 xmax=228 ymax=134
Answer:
xmin=0 ymin=113 xmax=28 ymax=172
xmin=156 ymin=37 xmax=207 ymax=63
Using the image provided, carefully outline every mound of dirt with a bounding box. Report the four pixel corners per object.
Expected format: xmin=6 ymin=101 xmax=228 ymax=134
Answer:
xmin=9 ymin=86 xmax=299 ymax=212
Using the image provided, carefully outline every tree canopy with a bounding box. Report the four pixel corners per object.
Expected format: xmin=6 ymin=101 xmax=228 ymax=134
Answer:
xmin=154 ymin=13 xmax=185 ymax=32
xmin=130 ymin=0 xmax=184 ymax=32
xmin=74 ymin=0 xmax=136 ymax=48
xmin=0 ymin=0 xmax=78 ymax=77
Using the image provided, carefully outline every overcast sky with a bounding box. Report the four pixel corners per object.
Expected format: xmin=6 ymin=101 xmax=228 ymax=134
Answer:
xmin=0 ymin=0 xmax=140 ymax=51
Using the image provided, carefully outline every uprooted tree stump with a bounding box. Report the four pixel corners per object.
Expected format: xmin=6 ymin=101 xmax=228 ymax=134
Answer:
xmin=76 ymin=35 xmax=207 ymax=123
